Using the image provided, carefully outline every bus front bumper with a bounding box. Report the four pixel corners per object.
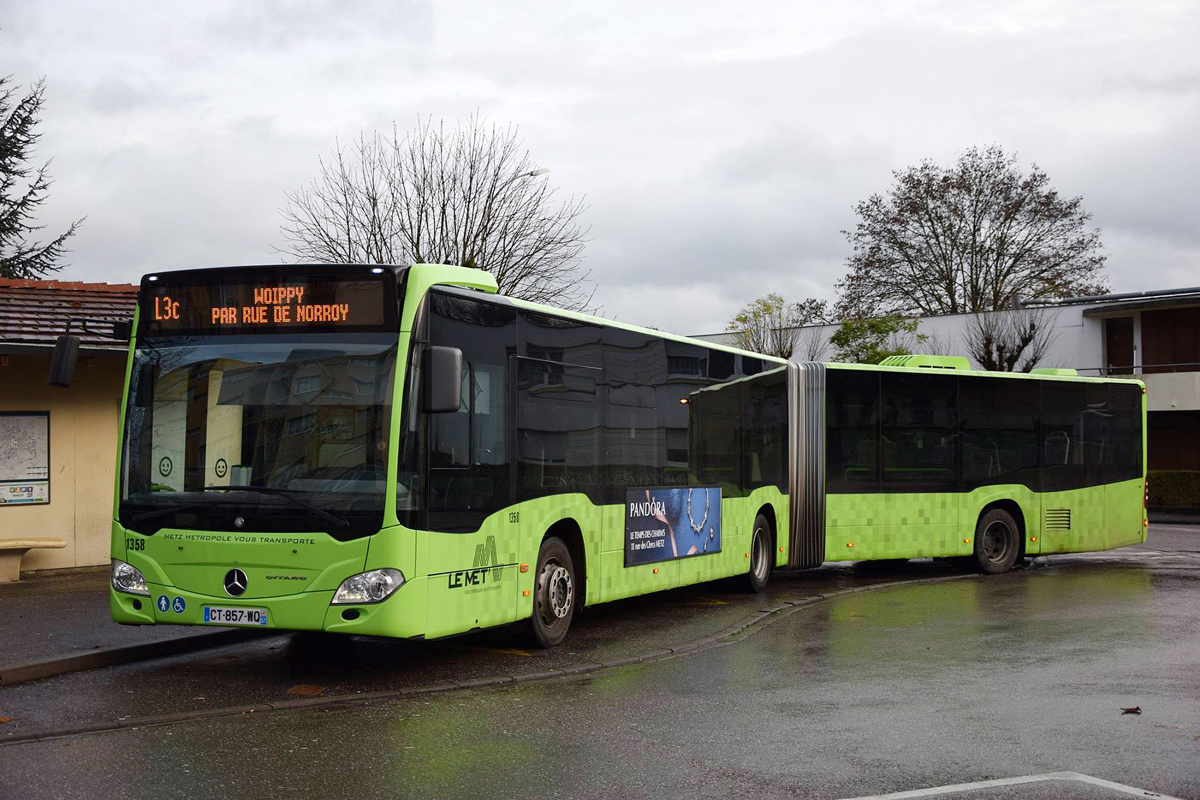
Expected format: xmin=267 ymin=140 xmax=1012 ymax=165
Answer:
xmin=110 ymin=577 xmax=428 ymax=639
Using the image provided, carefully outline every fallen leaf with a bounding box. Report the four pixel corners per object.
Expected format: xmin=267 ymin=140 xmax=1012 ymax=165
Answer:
xmin=1121 ymin=706 xmax=1142 ymax=715
xmin=0 ymin=717 xmax=12 ymax=723
xmin=287 ymin=685 xmax=327 ymax=697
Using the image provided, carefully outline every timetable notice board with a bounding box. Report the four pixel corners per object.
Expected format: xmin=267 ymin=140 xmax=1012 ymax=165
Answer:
xmin=0 ymin=412 xmax=50 ymax=505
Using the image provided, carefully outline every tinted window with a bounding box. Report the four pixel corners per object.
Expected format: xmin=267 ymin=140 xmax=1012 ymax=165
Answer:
xmin=824 ymin=369 xmax=1141 ymax=496
xmin=523 ymin=310 xmax=602 ymax=368
xmin=663 ymin=341 xmax=712 ymax=485
xmin=881 ymin=373 xmax=957 ymax=490
xmin=689 ymin=381 xmax=741 ymax=490
xmin=517 ymin=356 xmax=601 ymax=500
xmin=1040 ymin=381 xmax=1087 ymax=492
xmin=709 ymin=350 xmax=735 ymax=381
xmin=602 ymin=328 xmax=667 ymax=495
xmin=959 ymin=376 xmax=1039 ymax=489
xmin=827 ymin=370 xmax=879 ymax=492
xmin=425 ymin=291 xmax=517 ymax=532
xmin=1108 ymin=383 xmax=1142 ymax=481
xmin=1082 ymin=383 xmax=1113 ymax=487
xmin=742 ymin=366 xmax=787 ymax=491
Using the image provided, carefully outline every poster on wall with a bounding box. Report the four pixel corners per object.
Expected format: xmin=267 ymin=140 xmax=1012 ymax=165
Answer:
xmin=625 ymin=486 xmax=722 ymax=566
xmin=0 ymin=412 xmax=50 ymax=506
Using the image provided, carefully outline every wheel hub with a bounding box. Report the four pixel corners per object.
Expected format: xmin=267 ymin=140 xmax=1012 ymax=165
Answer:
xmin=545 ymin=564 xmax=573 ymax=619
xmin=752 ymin=528 xmax=769 ymax=581
xmin=983 ymin=521 xmax=1010 ymax=562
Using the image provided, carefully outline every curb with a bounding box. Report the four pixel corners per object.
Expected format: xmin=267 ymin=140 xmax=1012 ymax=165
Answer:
xmin=0 ymin=629 xmax=279 ymax=687
xmin=0 ymin=567 xmax=995 ymax=746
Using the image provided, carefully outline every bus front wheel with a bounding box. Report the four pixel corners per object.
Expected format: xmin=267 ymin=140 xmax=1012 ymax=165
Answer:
xmin=973 ymin=508 xmax=1020 ymax=574
xmin=527 ymin=536 xmax=576 ymax=648
xmin=743 ymin=514 xmax=773 ymax=593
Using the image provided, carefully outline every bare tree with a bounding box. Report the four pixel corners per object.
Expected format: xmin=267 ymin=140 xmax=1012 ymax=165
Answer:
xmin=921 ymin=331 xmax=955 ymax=357
xmin=963 ymin=307 xmax=1058 ymax=372
xmin=726 ymin=293 xmax=830 ymax=359
xmin=795 ymin=324 xmax=831 ymax=362
xmin=837 ymin=145 xmax=1107 ymax=319
xmin=278 ymin=116 xmax=593 ymax=310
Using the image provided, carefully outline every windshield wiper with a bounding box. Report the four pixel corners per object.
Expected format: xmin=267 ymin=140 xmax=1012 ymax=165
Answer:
xmin=199 ymin=486 xmax=350 ymax=532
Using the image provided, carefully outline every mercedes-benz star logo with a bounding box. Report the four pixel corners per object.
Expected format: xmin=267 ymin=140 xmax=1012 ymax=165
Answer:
xmin=223 ymin=568 xmax=248 ymax=597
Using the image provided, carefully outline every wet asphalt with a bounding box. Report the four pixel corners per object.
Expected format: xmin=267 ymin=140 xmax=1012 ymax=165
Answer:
xmin=0 ymin=525 xmax=1197 ymax=800
xmin=0 ymin=571 xmax=223 ymax=665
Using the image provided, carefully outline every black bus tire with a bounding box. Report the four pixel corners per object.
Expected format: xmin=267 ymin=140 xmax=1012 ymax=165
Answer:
xmin=527 ymin=536 xmax=576 ymax=648
xmin=743 ymin=514 xmax=772 ymax=593
xmin=973 ymin=508 xmax=1020 ymax=574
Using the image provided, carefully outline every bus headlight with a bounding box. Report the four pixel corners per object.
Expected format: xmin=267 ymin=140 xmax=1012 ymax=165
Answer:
xmin=111 ymin=559 xmax=150 ymax=596
xmin=332 ymin=569 xmax=405 ymax=605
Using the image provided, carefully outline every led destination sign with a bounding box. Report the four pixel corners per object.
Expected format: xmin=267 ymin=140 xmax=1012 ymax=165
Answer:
xmin=140 ymin=271 xmax=393 ymax=335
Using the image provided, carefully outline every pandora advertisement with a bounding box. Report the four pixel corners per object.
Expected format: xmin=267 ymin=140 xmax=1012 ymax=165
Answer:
xmin=624 ymin=486 xmax=722 ymax=567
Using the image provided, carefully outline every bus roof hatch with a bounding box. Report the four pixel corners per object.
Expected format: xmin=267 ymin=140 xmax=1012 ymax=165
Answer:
xmin=878 ymin=354 xmax=971 ymax=371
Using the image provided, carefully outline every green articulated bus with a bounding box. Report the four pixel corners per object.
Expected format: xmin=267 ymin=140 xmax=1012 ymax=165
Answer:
xmin=95 ymin=263 xmax=1146 ymax=646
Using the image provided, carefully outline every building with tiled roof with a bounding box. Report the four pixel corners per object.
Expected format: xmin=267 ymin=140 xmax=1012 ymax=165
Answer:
xmin=0 ymin=278 xmax=137 ymax=353
xmin=1 ymin=278 xmax=138 ymax=575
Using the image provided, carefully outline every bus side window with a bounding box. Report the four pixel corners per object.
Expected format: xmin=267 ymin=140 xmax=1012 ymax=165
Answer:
xmin=516 ymin=357 xmax=600 ymax=499
xmin=425 ymin=291 xmax=517 ymax=532
xmin=880 ymin=373 xmax=957 ymax=491
xmin=826 ymin=370 xmax=880 ymax=492
xmin=1108 ymin=384 xmax=1142 ymax=483
xmin=1040 ymin=381 xmax=1088 ymax=491
xmin=602 ymin=328 xmax=667 ymax=498
xmin=959 ymin=376 xmax=1038 ymax=490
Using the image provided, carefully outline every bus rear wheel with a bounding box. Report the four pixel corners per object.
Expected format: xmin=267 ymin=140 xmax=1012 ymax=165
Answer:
xmin=973 ymin=508 xmax=1020 ymax=574
xmin=527 ymin=536 xmax=576 ymax=648
xmin=743 ymin=514 xmax=772 ymax=593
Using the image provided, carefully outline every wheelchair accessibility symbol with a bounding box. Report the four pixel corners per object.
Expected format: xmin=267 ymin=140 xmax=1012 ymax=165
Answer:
xmin=172 ymin=596 xmax=186 ymax=614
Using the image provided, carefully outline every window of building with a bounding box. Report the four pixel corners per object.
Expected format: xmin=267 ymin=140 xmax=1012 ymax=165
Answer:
xmin=294 ymin=375 xmax=320 ymax=394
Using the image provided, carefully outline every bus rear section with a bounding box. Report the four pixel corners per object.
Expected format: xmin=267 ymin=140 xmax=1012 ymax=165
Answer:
xmin=783 ymin=359 xmax=1146 ymax=573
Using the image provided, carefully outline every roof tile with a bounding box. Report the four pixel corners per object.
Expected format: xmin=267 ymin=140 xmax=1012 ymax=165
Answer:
xmin=0 ymin=279 xmax=137 ymax=351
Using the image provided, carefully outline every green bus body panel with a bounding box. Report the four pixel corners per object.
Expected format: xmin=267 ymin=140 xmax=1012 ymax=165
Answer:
xmin=111 ymin=489 xmax=787 ymax=639
xmin=824 ymin=478 xmax=1146 ymax=561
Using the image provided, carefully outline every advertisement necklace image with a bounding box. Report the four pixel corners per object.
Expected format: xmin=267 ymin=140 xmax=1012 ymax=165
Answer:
xmin=625 ymin=486 xmax=722 ymax=566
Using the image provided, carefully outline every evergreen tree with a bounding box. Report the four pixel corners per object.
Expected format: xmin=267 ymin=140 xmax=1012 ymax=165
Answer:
xmin=1 ymin=74 xmax=82 ymax=279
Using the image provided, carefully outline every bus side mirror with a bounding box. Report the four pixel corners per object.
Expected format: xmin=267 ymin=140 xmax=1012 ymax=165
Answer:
xmin=48 ymin=335 xmax=81 ymax=388
xmin=422 ymin=346 xmax=463 ymax=413
xmin=112 ymin=320 xmax=132 ymax=341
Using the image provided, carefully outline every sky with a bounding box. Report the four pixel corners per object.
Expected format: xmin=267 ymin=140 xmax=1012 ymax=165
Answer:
xmin=4 ymin=0 xmax=1199 ymax=336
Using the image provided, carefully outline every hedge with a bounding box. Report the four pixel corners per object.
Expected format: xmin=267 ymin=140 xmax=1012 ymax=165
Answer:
xmin=1148 ymin=470 xmax=1200 ymax=509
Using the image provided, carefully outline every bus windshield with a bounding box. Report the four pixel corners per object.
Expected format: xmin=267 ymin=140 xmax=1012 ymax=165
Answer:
xmin=119 ymin=332 xmax=397 ymax=538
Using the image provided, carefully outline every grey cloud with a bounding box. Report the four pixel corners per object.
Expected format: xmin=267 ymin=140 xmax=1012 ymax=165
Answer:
xmin=4 ymin=1 xmax=1198 ymax=337
xmin=202 ymin=1 xmax=433 ymax=51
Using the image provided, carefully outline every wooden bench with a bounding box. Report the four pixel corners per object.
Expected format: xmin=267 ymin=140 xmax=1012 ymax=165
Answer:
xmin=0 ymin=538 xmax=67 ymax=582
